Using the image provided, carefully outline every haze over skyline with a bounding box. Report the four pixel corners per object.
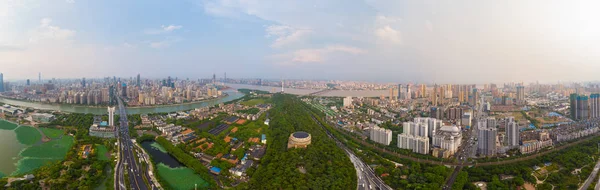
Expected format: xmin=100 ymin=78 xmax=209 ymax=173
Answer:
xmin=2 ymin=1 xmax=600 ymax=83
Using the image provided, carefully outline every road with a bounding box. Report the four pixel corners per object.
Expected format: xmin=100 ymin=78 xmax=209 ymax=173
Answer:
xmin=581 ymin=158 xmax=600 ymax=190
xmin=309 ymin=113 xmax=391 ymax=190
xmin=444 ymin=98 xmax=485 ymax=189
xmin=114 ymin=97 xmax=156 ymax=190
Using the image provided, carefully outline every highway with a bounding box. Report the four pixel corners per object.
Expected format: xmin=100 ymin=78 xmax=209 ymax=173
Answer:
xmin=581 ymin=158 xmax=600 ymax=190
xmin=444 ymin=98 xmax=485 ymax=189
xmin=309 ymin=113 xmax=391 ymax=190
xmin=114 ymin=96 xmax=156 ymax=190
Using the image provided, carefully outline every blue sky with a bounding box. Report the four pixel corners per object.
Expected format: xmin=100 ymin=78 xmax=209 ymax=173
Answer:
xmin=2 ymin=1 xmax=600 ymax=83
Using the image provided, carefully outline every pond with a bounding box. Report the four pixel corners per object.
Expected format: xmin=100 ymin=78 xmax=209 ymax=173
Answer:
xmin=140 ymin=140 xmax=209 ymax=189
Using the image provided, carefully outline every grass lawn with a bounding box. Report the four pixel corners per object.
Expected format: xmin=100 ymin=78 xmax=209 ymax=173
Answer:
xmin=40 ymin=127 xmax=64 ymax=139
xmin=15 ymin=126 xmax=42 ymax=145
xmin=241 ymin=98 xmax=266 ymax=106
xmin=95 ymin=144 xmax=110 ymax=161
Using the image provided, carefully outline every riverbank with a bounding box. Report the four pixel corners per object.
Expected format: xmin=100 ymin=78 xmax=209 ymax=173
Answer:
xmin=0 ymin=90 xmax=245 ymax=115
xmin=0 ymin=94 xmax=229 ymax=110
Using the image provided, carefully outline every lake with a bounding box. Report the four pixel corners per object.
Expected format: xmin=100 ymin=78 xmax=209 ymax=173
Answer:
xmin=0 ymin=120 xmax=73 ymax=177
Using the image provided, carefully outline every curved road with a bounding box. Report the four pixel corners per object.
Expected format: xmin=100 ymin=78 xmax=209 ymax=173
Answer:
xmin=331 ymin=122 xmax=600 ymax=167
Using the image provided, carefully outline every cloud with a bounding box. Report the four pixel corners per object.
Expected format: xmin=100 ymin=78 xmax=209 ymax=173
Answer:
xmin=270 ymin=45 xmax=366 ymax=65
xmin=265 ymin=25 xmax=311 ymax=48
xmin=144 ymin=25 xmax=183 ymax=35
xmin=28 ymin=18 xmax=76 ymax=43
xmin=149 ymin=37 xmax=182 ymax=48
xmin=425 ymin=20 xmax=433 ymax=32
xmin=0 ymin=45 xmax=25 ymax=52
xmin=375 ymin=25 xmax=401 ymax=44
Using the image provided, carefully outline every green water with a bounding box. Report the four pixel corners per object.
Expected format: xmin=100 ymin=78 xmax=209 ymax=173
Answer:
xmin=0 ymin=121 xmax=73 ymax=176
xmin=0 ymin=122 xmax=26 ymax=176
xmin=20 ymin=136 xmax=74 ymax=159
xmin=156 ymin=163 xmax=209 ymax=189
xmin=0 ymin=120 xmax=18 ymax=130
xmin=15 ymin=126 xmax=42 ymax=145
xmin=150 ymin=142 xmax=167 ymax=153
xmin=40 ymin=127 xmax=64 ymax=139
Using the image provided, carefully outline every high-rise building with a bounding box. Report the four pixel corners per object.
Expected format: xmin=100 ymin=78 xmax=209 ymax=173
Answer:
xmin=431 ymin=84 xmax=438 ymax=106
xmin=430 ymin=107 xmax=443 ymax=120
xmin=516 ymin=86 xmax=525 ymax=104
xmin=506 ymin=118 xmax=519 ymax=148
xmin=389 ymin=87 xmax=396 ymax=100
xmin=108 ymin=107 xmax=115 ymax=126
xmin=570 ymin=93 xmax=578 ymax=119
xmin=405 ymin=84 xmax=411 ymax=100
xmin=477 ymin=119 xmax=497 ymax=156
xmin=109 ymin=85 xmax=115 ymax=105
xmin=121 ymin=83 xmax=127 ymax=97
xmin=577 ymin=95 xmax=589 ymax=120
xmin=343 ymin=96 xmax=353 ymax=108
xmin=398 ymin=134 xmax=429 ymax=154
xmin=136 ymin=74 xmax=141 ymax=87
xmin=26 ymin=79 xmax=30 ymax=86
xmin=0 ymin=73 xmax=4 ymax=92
xmin=82 ymin=78 xmax=86 ymax=88
xmin=590 ymin=94 xmax=600 ymax=119
xmin=369 ymin=126 xmax=393 ymax=146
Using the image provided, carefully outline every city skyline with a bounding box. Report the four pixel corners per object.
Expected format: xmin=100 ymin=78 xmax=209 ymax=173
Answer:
xmin=2 ymin=1 xmax=600 ymax=83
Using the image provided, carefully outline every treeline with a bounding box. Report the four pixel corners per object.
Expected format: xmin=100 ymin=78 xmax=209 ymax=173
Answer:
xmin=238 ymin=89 xmax=270 ymax=95
xmin=305 ymin=102 xmax=452 ymax=189
xmin=247 ymin=94 xmax=356 ymax=189
xmin=155 ymin=137 xmax=217 ymax=188
xmin=46 ymin=113 xmax=96 ymax=128
xmin=465 ymin=136 xmax=600 ymax=189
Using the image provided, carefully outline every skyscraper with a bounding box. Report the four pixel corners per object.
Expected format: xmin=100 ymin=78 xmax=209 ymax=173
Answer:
xmin=0 ymin=73 xmax=4 ymax=92
xmin=26 ymin=79 xmax=30 ymax=86
xmin=406 ymin=84 xmax=411 ymax=100
xmin=431 ymin=84 xmax=438 ymax=106
xmin=38 ymin=72 xmax=41 ymax=84
xmin=82 ymin=77 xmax=86 ymax=88
xmin=108 ymin=107 xmax=115 ymax=126
xmin=477 ymin=119 xmax=497 ymax=156
xmin=516 ymin=86 xmax=525 ymax=104
xmin=369 ymin=126 xmax=393 ymax=146
xmin=577 ymin=95 xmax=589 ymax=120
xmin=590 ymin=94 xmax=600 ymax=119
xmin=570 ymin=93 xmax=578 ymax=119
xmin=136 ymin=74 xmax=141 ymax=87
xmin=506 ymin=119 xmax=519 ymax=148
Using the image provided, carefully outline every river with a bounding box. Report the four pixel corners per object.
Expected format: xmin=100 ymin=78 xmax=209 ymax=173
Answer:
xmin=0 ymin=89 xmax=245 ymax=115
xmin=225 ymin=83 xmax=388 ymax=97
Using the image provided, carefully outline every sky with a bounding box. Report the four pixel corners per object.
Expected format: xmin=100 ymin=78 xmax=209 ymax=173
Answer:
xmin=2 ymin=0 xmax=600 ymax=83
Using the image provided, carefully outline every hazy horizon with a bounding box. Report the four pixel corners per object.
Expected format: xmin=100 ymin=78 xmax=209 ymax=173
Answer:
xmin=2 ymin=1 xmax=600 ymax=83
